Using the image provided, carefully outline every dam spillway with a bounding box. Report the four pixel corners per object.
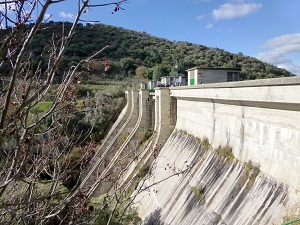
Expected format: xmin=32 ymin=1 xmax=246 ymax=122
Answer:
xmin=133 ymin=77 xmax=300 ymax=224
xmin=83 ymin=76 xmax=300 ymax=224
xmin=133 ymin=130 xmax=291 ymax=224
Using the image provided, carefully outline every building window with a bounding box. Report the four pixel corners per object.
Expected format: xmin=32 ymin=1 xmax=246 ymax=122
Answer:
xmin=227 ymin=72 xmax=233 ymax=82
xmin=227 ymin=72 xmax=240 ymax=82
xmin=234 ymin=72 xmax=239 ymax=81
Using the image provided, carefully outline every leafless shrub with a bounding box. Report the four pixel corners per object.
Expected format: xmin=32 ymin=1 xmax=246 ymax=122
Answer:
xmin=0 ymin=1 xmax=128 ymax=224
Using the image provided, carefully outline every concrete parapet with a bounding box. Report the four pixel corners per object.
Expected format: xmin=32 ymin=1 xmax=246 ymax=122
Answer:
xmin=138 ymin=89 xmax=151 ymax=135
xmin=170 ymin=76 xmax=300 ymax=105
xmin=120 ymin=89 xmax=150 ymax=153
xmin=90 ymin=89 xmax=156 ymax=196
xmin=79 ymin=91 xmax=130 ymax=194
xmin=153 ymin=87 xmax=173 ymax=145
xmin=126 ymin=90 xmax=139 ymax=132
xmin=79 ymin=89 xmax=142 ymax=197
xmin=92 ymin=89 xmax=140 ymax=195
xmin=172 ymin=76 xmax=300 ymax=89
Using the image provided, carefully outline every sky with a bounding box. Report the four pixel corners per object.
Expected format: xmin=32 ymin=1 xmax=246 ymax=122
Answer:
xmin=2 ymin=0 xmax=300 ymax=75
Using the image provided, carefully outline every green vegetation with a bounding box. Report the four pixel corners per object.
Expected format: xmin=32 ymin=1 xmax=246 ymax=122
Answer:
xmin=216 ymin=145 xmax=235 ymax=161
xmin=1 ymin=9 xmax=293 ymax=223
xmin=1 ymin=180 xmax=68 ymax=202
xmin=90 ymin=194 xmax=142 ymax=225
xmin=0 ymin=180 xmax=69 ymax=222
xmin=136 ymin=165 xmax=151 ymax=183
xmin=80 ymin=84 xmax=126 ymax=142
xmin=283 ymin=216 xmax=300 ymax=225
xmin=139 ymin=128 xmax=154 ymax=143
xmin=1 ymin=2 xmax=144 ymax=224
xmin=119 ymin=134 xmax=129 ymax=145
xmin=202 ymin=137 xmax=211 ymax=150
xmin=191 ymin=185 xmax=205 ymax=202
xmin=240 ymin=161 xmax=260 ymax=192
xmin=0 ymin=80 xmax=126 ymax=222
xmin=245 ymin=161 xmax=260 ymax=181
xmin=31 ymin=102 xmax=52 ymax=113
xmin=196 ymin=137 xmax=202 ymax=145
xmin=282 ymin=203 xmax=300 ymax=225
xmin=179 ymin=129 xmax=188 ymax=135
xmin=2 ymin=22 xmax=293 ymax=82
xmin=63 ymin=147 xmax=82 ymax=165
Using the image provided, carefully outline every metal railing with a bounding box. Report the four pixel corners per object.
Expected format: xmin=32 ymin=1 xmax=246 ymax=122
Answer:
xmin=283 ymin=218 xmax=300 ymax=225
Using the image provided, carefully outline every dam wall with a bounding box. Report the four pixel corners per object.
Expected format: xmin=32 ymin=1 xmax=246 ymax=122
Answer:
xmin=132 ymin=77 xmax=300 ymax=225
xmin=170 ymin=76 xmax=300 ymax=192
xmin=153 ymin=88 xmax=173 ymax=146
xmin=84 ymin=88 xmax=158 ymax=196
xmin=79 ymin=77 xmax=300 ymax=224
xmin=80 ymin=89 xmax=141 ymax=196
xmin=133 ymin=130 xmax=292 ymax=225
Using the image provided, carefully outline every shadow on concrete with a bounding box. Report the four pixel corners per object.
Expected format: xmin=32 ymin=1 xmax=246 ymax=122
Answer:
xmin=143 ymin=208 xmax=165 ymax=225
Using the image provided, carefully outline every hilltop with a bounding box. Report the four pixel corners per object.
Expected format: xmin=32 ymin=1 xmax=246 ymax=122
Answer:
xmin=10 ymin=21 xmax=295 ymax=81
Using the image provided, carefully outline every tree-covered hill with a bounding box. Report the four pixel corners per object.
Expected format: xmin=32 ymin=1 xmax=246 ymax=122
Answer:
xmin=9 ymin=21 xmax=295 ymax=81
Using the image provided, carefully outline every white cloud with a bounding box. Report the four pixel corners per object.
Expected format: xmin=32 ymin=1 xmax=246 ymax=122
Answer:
xmin=256 ymin=34 xmax=300 ymax=75
xmin=260 ymin=34 xmax=300 ymax=54
xmin=212 ymin=1 xmax=262 ymax=21
xmin=196 ymin=15 xmax=205 ymax=20
xmin=206 ymin=23 xmax=213 ymax=29
xmin=277 ymin=63 xmax=300 ymax=76
xmin=60 ymin=12 xmax=73 ymax=19
xmin=44 ymin=13 xmax=52 ymax=20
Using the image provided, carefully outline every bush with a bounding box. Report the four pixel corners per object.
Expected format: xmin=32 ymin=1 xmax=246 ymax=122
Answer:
xmin=191 ymin=185 xmax=205 ymax=202
xmin=216 ymin=145 xmax=235 ymax=161
xmin=76 ymin=86 xmax=95 ymax=98
xmin=202 ymin=137 xmax=210 ymax=150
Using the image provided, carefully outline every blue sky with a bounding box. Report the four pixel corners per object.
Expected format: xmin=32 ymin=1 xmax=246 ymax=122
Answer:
xmin=3 ymin=0 xmax=300 ymax=75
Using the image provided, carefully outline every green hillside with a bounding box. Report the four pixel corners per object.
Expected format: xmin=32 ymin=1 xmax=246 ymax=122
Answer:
xmin=19 ymin=22 xmax=296 ymax=81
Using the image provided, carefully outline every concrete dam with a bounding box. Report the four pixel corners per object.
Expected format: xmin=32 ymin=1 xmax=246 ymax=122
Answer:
xmin=81 ymin=76 xmax=300 ymax=224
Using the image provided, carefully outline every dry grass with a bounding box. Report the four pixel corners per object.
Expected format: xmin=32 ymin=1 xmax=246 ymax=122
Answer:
xmin=191 ymin=185 xmax=205 ymax=202
xmin=283 ymin=203 xmax=300 ymax=225
xmin=216 ymin=145 xmax=235 ymax=161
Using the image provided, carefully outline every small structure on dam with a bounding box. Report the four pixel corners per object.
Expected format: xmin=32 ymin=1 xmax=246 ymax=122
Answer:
xmin=147 ymin=67 xmax=240 ymax=88
xmin=187 ymin=67 xmax=241 ymax=85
